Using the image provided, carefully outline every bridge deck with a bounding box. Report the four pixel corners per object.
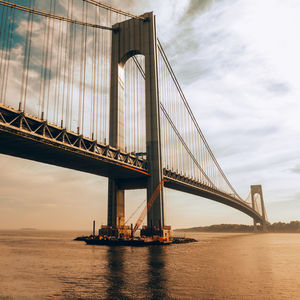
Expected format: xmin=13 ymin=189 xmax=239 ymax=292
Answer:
xmin=0 ymin=104 xmax=263 ymax=223
xmin=0 ymin=104 xmax=148 ymax=180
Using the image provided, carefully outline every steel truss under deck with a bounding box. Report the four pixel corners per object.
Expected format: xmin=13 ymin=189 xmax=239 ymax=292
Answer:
xmin=0 ymin=104 xmax=148 ymax=176
xmin=0 ymin=104 xmax=265 ymax=223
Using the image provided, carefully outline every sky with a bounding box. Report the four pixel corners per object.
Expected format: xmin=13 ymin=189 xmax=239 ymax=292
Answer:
xmin=0 ymin=0 xmax=300 ymax=230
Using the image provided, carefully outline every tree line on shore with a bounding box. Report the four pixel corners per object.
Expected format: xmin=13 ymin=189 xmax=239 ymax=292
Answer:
xmin=177 ymin=221 xmax=300 ymax=233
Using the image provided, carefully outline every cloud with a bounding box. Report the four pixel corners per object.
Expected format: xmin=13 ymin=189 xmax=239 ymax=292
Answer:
xmin=179 ymin=0 xmax=213 ymax=21
xmin=158 ymin=0 xmax=300 ymax=218
xmin=291 ymin=166 xmax=300 ymax=174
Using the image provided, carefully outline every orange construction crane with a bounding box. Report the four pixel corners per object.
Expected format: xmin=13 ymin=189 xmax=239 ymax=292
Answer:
xmin=132 ymin=179 xmax=167 ymax=235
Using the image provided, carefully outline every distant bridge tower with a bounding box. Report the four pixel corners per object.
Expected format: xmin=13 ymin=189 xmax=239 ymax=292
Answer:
xmin=251 ymin=185 xmax=267 ymax=232
xmin=108 ymin=12 xmax=164 ymax=229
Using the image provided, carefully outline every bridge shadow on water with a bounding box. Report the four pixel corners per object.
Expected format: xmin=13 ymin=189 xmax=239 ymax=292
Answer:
xmin=105 ymin=247 xmax=128 ymax=300
xmin=53 ymin=244 xmax=170 ymax=300
xmin=146 ymin=247 xmax=168 ymax=300
xmin=104 ymin=246 xmax=169 ymax=300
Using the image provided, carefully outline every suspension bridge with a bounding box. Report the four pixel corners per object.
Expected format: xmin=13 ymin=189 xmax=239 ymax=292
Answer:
xmin=0 ymin=0 xmax=268 ymax=232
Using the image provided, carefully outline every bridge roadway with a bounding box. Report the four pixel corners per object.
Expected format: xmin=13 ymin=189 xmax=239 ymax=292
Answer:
xmin=0 ymin=104 xmax=264 ymax=223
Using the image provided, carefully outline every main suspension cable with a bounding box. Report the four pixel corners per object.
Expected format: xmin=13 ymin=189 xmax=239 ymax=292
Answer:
xmin=83 ymin=0 xmax=145 ymax=20
xmin=0 ymin=0 xmax=113 ymax=30
xmin=157 ymin=40 xmax=242 ymax=200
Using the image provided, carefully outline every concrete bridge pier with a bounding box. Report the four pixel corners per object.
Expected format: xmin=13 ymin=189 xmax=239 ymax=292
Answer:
xmin=261 ymin=220 xmax=268 ymax=232
xmin=253 ymin=220 xmax=267 ymax=232
xmin=107 ymin=179 xmax=125 ymax=227
xmin=253 ymin=221 xmax=258 ymax=232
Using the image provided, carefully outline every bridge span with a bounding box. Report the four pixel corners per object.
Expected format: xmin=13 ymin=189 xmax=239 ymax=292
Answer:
xmin=0 ymin=104 xmax=265 ymax=225
xmin=0 ymin=0 xmax=268 ymax=231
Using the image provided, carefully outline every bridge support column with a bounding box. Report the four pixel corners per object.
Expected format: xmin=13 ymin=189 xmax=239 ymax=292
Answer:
xmin=107 ymin=179 xmax=125 ymax=227
xmin=109 ymin=12 xmax=164 ymax=229
xmin=253 ymin=220 xmax=258 ymax=232
xmin=251 ymin=185 xmax=268 ymax=232
xmin=143 ymin=13 xmax=164 ymax=229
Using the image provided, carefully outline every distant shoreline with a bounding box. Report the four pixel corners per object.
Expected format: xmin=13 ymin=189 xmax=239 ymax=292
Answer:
xmin=175 ymin=221 xmax=300 ymax=233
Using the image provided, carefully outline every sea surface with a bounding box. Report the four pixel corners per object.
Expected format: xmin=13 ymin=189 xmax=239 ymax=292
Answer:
xmin=0 ymin=230 xmax=300 ymax=300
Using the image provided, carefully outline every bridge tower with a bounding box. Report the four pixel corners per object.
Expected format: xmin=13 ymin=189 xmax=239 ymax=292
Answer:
xmin=108 ymin=12 xmax=164 ymax=229
xmin=251 ymin=185 xmax=267 ymax=232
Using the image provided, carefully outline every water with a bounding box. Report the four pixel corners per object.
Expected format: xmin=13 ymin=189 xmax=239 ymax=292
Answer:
xmin=1 ymin=231 xmax=300 ymax=299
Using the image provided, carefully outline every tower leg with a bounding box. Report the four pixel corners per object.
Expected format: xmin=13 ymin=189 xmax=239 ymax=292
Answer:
xmin=144 ymin=13 xmax=164 ymax=229
xmin=251 ymin=185 xmax=268 ymax=233
xmin=253 ymin=220 xmax=258 ymax=232
xmin=107 ymin=178 xmax=125 ymax=228
xmin=261 ymin=220 xmax=268 ymax=233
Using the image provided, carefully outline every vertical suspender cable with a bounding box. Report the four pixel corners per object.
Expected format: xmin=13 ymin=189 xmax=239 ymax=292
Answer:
xmin=54 ymin=19 xmax=63 ymax=125
xmin=61 ymin=0 xmax=69 ymax=128
xmin=20 ymin=4 xmax=31 ymax=112
xmin=91 ymin=6 xmax=97 ymax=140
xmin=23 ymin=1 xmax=33 ymax=113
xmin=66 ymin=0 xmax=73 ymax=129
xmin=41 ymin=0 xmax=52 ymax=120
xmin=0 ymin=6 xmax=9 ymax=103
xmin=95 ymin=5 xmax=99 ymax=141
xmin=106 ymin=8 xmax=111 ymax=143
xmin=100 ymin=8 xmax=105 ymax=142
xmin=78 ymin=1 xmax=84 ymax=133
xmin=81 ymin=1 xmax=87 ymax=136
xmin=46 ymin=0 xmax=56 ymax=122
xmin=70 ymin=0 xmax=76 ymax=132
xmin=2 ymin=6 xmax=15 ymax=106
xmin=0 ymin=5 xmax=6 ymax=81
